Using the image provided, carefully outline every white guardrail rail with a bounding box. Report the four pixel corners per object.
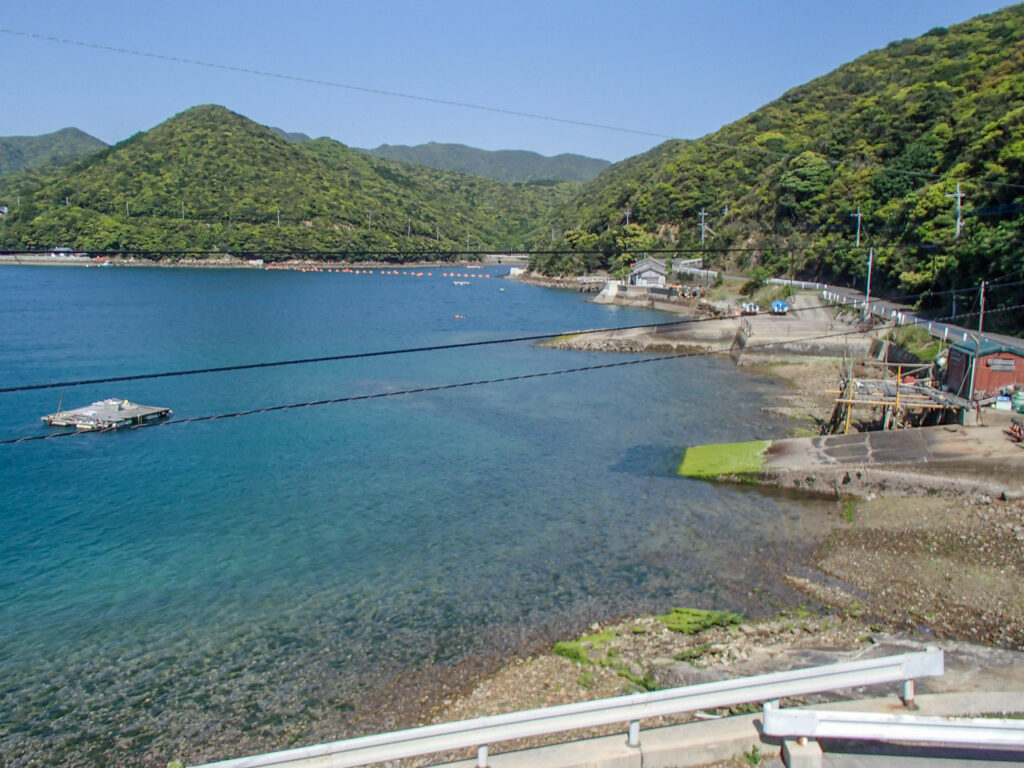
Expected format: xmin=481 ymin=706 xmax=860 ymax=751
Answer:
xmin=762 ymin=707 xmax=1024 ymax=748
xmin=190 ymin=649 xmax=943 ymax=768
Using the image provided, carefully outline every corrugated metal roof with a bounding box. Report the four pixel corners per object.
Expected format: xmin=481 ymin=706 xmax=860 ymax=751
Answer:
xmin=949 ymin=339 xmax=1024 ymax=358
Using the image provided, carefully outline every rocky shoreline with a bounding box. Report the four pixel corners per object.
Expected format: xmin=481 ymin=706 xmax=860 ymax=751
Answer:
xmin=505 ymin=270 xmax=606 ymax=292
xmin=412 ymin=291 xmax=1024 ymax=762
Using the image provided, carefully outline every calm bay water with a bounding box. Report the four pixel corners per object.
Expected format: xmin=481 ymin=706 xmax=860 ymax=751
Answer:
xmin=0 ymin=266 xmax=824 ymax=766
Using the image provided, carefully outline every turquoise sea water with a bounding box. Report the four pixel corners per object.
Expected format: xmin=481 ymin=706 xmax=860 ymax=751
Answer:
xmin=0 ymin=266 xmax=823 ymax=767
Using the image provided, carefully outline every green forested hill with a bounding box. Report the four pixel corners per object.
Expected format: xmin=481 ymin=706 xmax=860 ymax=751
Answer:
xmin=0 ymin=128 xmax=107 ymax=177
xmin=0 ymin=106 xmax=575 ymax=257
xmin=532 ymin=4 xmax=1024 ymax=322
xmin=361 ymin=142 xmax=610 ymax=183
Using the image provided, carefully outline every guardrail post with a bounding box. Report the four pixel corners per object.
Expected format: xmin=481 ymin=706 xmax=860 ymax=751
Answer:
xmin=902 ymin=679 xmax=916 ymax=709
xmin=781 ymin=737 xmax=823 ymax=768
xmin=627 ymin=719 xmax=640 ymax=748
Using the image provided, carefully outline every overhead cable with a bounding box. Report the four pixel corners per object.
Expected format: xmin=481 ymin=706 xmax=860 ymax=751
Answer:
xmin=0 ymin=327 xmax=867 ymax=445
xmin=0 ymin=28 xmax=667 ymax=140
xmin=0 ymin=303 xmax=838 ymax=393
xmin=4 ymin=28 xmax=1024 ymax=191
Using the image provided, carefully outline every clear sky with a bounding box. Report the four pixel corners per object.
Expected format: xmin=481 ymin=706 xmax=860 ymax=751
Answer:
xmin=0 ymin=0 xmax=1015 ymax=162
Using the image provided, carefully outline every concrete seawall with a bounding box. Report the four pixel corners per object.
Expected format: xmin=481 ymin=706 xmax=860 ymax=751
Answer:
xmin=679 ymin=423 xmax=1024 ymax=499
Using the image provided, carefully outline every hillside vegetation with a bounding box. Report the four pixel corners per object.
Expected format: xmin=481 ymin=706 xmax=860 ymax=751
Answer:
xmin=361 ymin=142 xmax=610 ymax=183
xmin=2 ymin=2 xmax=1022 ymax=322
xmin=0 ymin=128 xmax=106 ymax=177
xmin=530 ymin=4 xmax=1024 ymax=326
xmin=0 ymin=106 xmax=575 ymax=258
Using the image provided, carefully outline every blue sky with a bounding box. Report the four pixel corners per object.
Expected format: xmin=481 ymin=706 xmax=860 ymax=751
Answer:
xmin=0 ymin=1 xmax=1015 ymax=162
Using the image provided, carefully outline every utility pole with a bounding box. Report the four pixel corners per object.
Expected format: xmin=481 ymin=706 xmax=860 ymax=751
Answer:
xmin=368 ymin=211 xmax=372 ymax=228
xmin=625 ymin=208 xmax=631 ymax=226
xmin=183 ymin=201 xmax=186 ymax=220
xmin=698 ymin=209 xmax=716 ymax=250
xmin=125 ymin=201 xmax=129 ymax=216
xmin=864 ymin=247 xmax=874 ymax=318
xmin=851 ymin=207 xmax=863 ymax=247
xmin=946 ymin=183 xmax=964 ymax=238
xmin=277 ymin=209 xmax=280 ymax=227
xmin=407 ymin=219 xmax=411 ymax=238
xmin=698 ymin=210 xmax=717 ymax=290
xmin=979 ymin=280 xmax=986 ymax=334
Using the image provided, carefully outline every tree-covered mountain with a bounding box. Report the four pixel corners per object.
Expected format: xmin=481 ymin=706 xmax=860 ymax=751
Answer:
xmin=0 ymin=106 xmax=576 ymax=257
xmin=0 ymin=128 xmax=107 ymax=177
xmin=530 ymin=4 xmax=1024 ymax=326
xmin=361 ymin=142 xmax=610 ymax=183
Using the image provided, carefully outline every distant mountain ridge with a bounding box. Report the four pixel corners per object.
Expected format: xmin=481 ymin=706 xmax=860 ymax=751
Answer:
xmin=269 ymin=127 xmax=314 ymax=144
xmin=0 ymin=105 xmax=575 ymax=255
xmin=0 ymin=128 xmax=107 ymax=176
xmin=361 ymin=141 xmax=610 ymax=183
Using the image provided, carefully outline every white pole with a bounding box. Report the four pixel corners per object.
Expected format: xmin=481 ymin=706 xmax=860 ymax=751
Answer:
xmin=864 ymin=247 xmax=874 ymax=317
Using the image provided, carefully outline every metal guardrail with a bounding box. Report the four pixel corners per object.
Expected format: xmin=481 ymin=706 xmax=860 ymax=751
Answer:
xmin=189 ymin=649 xmax=942 ymax=768
xmin=769 ymin=278 xmax=829 ymax=290
xmin=763 ymin=707 xmax=1024 ymax=748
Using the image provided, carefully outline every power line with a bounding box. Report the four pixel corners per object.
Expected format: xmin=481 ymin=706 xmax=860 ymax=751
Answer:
xmin=4 ymin=28 xmax=1024 ymax=194
xmin=4 ymin=270 xmax=1019 ymax=397
xmin=890 ymin=278 xmax=1024 ymax=305
xmin=0 ymin=322 xmax=669 ymax=393
xmin=4 ymin=284 xmax=1019 ymax=444
xmin=932 ymin=302 xmax=1024 ymax=324
xmin=0 ymin=327 xmax=868 ymax=446
xmin=0 ymin=302 xmax=843 ymax=394
xmin=0 ymin=28 xmax=669 ymax=141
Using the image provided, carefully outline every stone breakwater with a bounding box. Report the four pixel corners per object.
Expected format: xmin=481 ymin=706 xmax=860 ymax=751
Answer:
xmin=506 ymin=271 xmax=605 ymax=292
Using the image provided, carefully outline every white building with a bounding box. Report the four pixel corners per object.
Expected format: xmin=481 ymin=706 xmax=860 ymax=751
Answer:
xmin=628 ymin=257 xmax=667 ymax=288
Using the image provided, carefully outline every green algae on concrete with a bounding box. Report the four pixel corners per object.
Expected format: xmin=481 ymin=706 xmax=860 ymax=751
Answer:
xmin=677 ymin=440 xmax=772 ymax=478
xmin=655 ymin=607 xmax=741 ymax=634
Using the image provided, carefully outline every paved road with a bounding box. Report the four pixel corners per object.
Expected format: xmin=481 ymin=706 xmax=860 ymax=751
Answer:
xmin=818 ymin=283 xmax=1022 ymax=351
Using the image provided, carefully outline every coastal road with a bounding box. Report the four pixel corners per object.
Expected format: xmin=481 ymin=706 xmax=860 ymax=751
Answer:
xmin=818 ymin=283 xmax=1023 ymax=351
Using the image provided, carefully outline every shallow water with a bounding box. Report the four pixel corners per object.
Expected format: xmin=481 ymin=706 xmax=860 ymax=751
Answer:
xmin=0 ymin=266 xmax=827 ymax=766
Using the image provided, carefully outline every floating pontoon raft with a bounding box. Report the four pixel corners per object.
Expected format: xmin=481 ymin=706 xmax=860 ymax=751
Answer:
xmin=42 ymin=398 xmax=172 ymax=430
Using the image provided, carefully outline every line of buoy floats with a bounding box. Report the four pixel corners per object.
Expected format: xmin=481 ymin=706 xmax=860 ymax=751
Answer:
xmin=262 ymin=264 xmax=493 ymax=278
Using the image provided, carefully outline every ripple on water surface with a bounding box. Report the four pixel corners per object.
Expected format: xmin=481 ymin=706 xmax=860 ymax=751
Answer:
xmin=0 ymin=267 xmax=828 ymax=767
